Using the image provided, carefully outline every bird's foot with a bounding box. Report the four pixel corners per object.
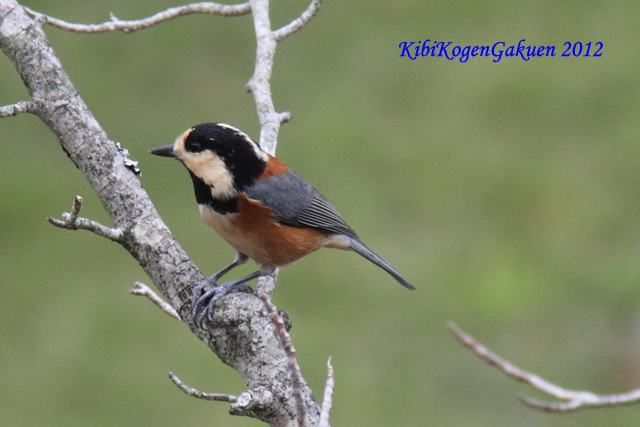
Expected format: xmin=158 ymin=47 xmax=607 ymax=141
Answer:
xmin=192 ymin=280 xmax=253 ymax=329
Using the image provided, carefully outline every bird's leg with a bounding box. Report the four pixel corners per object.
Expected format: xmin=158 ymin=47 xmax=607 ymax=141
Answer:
xmin=207 ymin=252 xmax=249 ymax=287
xmin=192 ymin=265 xmax=275 ymax=329
xmin=192 ymin=252 xmax=248 ymax=298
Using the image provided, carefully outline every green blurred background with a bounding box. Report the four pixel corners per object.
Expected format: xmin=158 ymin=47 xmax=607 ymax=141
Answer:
xmin=2 ymin=0 xmax=640 ymax=425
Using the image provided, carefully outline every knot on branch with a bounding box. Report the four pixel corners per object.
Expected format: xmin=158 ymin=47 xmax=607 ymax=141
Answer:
xmin=230 ymin=386 xmax=274 ymax=415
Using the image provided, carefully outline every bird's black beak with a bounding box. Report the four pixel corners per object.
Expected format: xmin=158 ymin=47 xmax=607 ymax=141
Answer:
xmin=149 ymin=144 xmax=177 ymax=158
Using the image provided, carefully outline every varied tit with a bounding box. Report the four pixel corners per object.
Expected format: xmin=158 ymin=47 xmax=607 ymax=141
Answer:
xmin=150 ymin=123 xmax=415 ymax=322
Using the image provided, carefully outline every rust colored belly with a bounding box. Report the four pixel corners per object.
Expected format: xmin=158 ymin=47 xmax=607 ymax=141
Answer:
xmin=199 ymin=195 xmax=326 ymax=267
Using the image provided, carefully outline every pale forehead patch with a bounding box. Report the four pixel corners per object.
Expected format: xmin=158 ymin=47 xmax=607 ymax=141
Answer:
xmin=218 ymin=122 xmax=268 ymax=162
xmin=172 ymin=128 xmax=192 ymax=157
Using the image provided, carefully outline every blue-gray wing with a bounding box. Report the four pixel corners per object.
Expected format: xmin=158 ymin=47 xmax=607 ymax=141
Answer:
xmin=244 ymin=170 xmax=359 ymax=239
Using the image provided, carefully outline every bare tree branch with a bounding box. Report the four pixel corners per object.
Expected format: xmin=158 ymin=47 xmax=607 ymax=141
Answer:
xmin=449 ymin=322 xmax=640 ymax=413
xmin=273 ymin=0 xmax=323 ymax=42
xmin=47 ymin=195 xmax=123 ymax=242
xmin=318 ymin=357 xmax=334 ymax=427
xmin=24 ymin=2 xmax=251 ymax=33
xmin=260 ymin=293 xmax=307 ymax=427
xmin=130 ymin=282 xmax=181 ymax=320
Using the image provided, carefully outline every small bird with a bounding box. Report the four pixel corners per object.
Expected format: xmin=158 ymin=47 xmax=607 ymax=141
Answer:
xmin=150 ymin=123 xmax=414 ymax=321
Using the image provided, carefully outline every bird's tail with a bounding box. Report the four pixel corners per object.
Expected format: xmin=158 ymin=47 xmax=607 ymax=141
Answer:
xmin=348 ymin=238 xmax=415 ymax=291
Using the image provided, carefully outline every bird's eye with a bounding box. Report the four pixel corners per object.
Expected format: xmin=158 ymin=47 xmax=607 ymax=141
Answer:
xmin=186 ymin=141 xmax=202 ymax=153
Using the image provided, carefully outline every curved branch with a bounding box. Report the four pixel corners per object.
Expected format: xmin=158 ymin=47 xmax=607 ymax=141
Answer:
xmin=24 ymin=2 xmax=251 ymax=33
xmin=273 ymin=0 xmax=323 ymax=42
xmin=449 ymin=322 xmax=640 ymax=412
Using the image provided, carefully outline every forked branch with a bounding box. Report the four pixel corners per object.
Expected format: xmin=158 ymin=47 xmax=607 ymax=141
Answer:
xmin=47 ymin=195 xmax=123 ymax=242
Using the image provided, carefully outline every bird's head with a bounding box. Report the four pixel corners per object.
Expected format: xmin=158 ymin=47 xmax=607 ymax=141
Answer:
xmin=150 ymin=123 xmax=268 ymax=199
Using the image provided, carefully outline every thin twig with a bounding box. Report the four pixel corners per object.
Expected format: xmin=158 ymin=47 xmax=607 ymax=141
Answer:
xmin=259 ymin=292 xmax=306 ymax=427
xmin=47 ymin=195 xmax=123 ymax=242
xmin=449 ymin=322 xmax=640 ymax=413
xmin=246 ymin=0 xmax=279 ymax=156
xmin=318 ymin=357 xmax=334 ymax=427
xmin=130 ymin=282 xmax=181 ymax=320
xmin=169 ymin=372 xmax=237 ymax=402
xmin=24 ymin=2 xmax=251 ymax=34
xmin=273 ymin=0 xmax=323 ymax=42
xmin=0 ymin=100 xmax=37 ymax=117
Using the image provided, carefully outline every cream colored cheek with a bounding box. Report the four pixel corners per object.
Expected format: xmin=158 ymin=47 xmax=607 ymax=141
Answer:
xmin=183 ymin=152 xmax=237 ymax=199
